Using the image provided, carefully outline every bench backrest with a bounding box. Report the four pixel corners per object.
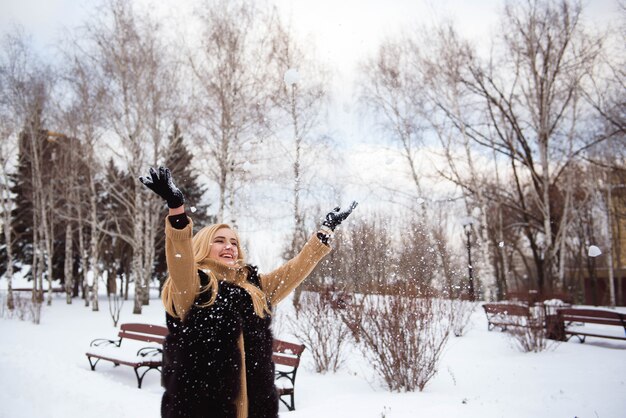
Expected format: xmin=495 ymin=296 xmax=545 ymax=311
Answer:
xmin=557 ymin=308 xmax=626 ymax=327
xmin=482 ymin=303 xmax=529 ymax=317
xmin=272 ymin=339 xmax=305 ymax=368
xmin=114 ymin=324 xmax=306 ymax=361
xmin=118 ymin=323 xmax=168 ymax=344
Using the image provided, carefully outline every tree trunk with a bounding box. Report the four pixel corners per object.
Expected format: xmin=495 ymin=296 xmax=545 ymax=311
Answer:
xmin=132 ymin=191 xmax=145 ymax=314
xmin=141 ymin=206 xmax=157 ymax=306
xmin=4 ymin=225 xmax=15 ymax=310
xmin=77 ymin=203 xmax=89 ymax=307
xmin=64 ymin=223 xmax=73 ymax=304
xmin=89 ymin=172 xmax=101 ymax=311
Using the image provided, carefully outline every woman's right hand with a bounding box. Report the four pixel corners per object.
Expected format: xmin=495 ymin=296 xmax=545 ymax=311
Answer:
xmin=139 ymin=166 xmax=185 ymax=209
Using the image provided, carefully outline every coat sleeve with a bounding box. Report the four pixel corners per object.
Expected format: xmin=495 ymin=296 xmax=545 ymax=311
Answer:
xmin=259 ymin=233 xmax=332 ymax=306
xmin=164 ymin=216 xmax=198 ymax=320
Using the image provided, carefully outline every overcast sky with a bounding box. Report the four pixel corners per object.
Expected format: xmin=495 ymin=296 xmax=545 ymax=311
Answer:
xmin=1 ymin=0 xmax=619 ymax=142
xmin=1 ymin=0 xmax=620 ymax=64
xmin=1 ymin=0 xmax=620 ymax=165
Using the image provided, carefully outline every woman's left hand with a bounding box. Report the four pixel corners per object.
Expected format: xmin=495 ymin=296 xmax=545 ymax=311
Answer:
xmin=321 ymin=201 xmax=358 ymax=231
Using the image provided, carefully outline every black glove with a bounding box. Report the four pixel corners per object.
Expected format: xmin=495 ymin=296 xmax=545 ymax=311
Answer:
xmin=322 ymin=201 xmax=358 ymax=231
xmin=139 ymin=166 xmax=185 ymax=209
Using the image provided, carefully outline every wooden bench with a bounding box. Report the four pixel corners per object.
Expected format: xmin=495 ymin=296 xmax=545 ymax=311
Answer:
xmin=272 ymin=339 xmax=306 ymax=411
xmin=85 ymin=323 xmax=168 ymax=388
xmin=86 ymin=324 xmax=306 ymax=409
xmin=482 ymin=303 xmax=530 ymax=331
xmin=557 ymin=308 xmax=626 ymax=343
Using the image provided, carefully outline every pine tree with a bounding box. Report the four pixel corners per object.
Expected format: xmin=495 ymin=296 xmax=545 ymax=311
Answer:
xmin=6 ymin=129 xmax=48 ymax=279
xmin=100 ymin=159 xmax=134 ymax=299
xmin=153 ymin=122 xmax=213 ymax=288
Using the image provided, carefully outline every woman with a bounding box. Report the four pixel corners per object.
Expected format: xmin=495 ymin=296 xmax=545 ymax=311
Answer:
xmin=139 ymin=167 xmax=356 ymax=418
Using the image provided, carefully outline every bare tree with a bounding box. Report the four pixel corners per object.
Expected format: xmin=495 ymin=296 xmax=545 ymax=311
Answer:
xmin=187 ymin=0 xmax=273 ymax=226
xmin=359 ymin=38 xmax=427 ymax=201
xmin=81 ymin=0 xmax=178 ymax=313
xmin=266 ymin=16 xmax=332 ymax=256
xmin=55 ymin=36 xmax=111 ymax=308
xmin=416 ymin=0 xmax=608 ymax=297
xmin=0 ymin=42 xmax=19 ymax=310
xmin=0 ymin=28 xmax=56 ymax=315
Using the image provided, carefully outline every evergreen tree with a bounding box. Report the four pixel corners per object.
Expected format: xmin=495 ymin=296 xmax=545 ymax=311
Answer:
xmin=153 ymin=122 xmax=213 ymax=288
xmin=100 ymin=158 xmax=134 ymax=299
xmin=6 ymin=129 xmax=47 ymax=279
xmin=3 ymin=129 xmax=85 ymax=286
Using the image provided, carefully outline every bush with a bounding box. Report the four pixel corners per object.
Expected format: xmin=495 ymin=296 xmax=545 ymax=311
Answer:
xmin=449 ymin=299 xmax=476 ymax=337
xmin=344 ymin=293 xmax=452 ymax=391
xmin=0 ymin=292 xmax=42 ymax=323
xmin=288 ymin=289 xmax=351 ymax=373
xmin=507 ymin=305 xmax=555 ymax=352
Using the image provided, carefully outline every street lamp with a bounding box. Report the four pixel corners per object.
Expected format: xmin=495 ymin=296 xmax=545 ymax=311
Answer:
xmin=588 ymin=245 xmax=602 ymax=306
xmin=461 ymin=217 xmax=476 ymax=301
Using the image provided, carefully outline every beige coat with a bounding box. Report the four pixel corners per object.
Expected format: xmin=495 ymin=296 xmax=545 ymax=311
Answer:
xmin=164 ymin=218 xmax=331 ymax=417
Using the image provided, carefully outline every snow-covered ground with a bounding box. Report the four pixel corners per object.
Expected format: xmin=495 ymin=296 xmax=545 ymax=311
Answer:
xmin=1 ymin=289 xmax=625 ymax=418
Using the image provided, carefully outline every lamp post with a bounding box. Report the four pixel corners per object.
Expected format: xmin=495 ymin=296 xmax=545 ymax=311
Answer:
xmin=461 ymin=217 xmax=476 ymax=301
xmin=588 ymin=245 xmax=602 ymax=306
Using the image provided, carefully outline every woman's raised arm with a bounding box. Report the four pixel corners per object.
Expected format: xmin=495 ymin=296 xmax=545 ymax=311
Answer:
xmin=140 ymin=166 xmax=197 ymax=319
xmin=260 ymin=202 xmax=357 ymax=305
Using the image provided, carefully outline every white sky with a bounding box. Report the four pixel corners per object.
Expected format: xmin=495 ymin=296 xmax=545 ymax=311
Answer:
xmin=1 ymin=0 xmax=619 ymax=64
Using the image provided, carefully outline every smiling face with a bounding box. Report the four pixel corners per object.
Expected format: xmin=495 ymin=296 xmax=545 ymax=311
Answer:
xmin=208 ymin=227 xmax=239 ymax=265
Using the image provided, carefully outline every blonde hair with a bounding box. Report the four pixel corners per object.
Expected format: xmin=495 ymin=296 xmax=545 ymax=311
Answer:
xmin=161 ymin=223 xmax=271 ymax=319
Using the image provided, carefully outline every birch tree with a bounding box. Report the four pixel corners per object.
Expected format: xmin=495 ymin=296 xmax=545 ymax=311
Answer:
xmin=0 ymin=53 xmax=19 ymax=310
xmin=266 ymin=16 xmax=331 ymax=257
xmin=55 ymin=32 xmax=113 ymax=308
xmin=188 ymin=0 xmax=273 ymax=225
xmin=82 ymin=0 xmax=177 ymax=313
xmin=0 ymin=28 xmax=56 ymax=313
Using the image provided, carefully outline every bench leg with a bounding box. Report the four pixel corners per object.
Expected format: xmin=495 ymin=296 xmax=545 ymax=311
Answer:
xmin=134 ymin=366 xmax=158 ymax=389
xmin=289 ymin=392 xmax=295 ymax=411
xmin=86 ymin=356 xmax=101 ymax=371
xmin=278 ymin=394 xmax=295 ymax=412
xmin=564 ymin=333 xmax=585 ymax=343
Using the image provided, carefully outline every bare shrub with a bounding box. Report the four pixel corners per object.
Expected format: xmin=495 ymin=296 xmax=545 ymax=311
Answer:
xmin=13 ymin=293 xmax=31 ymax=321
xmin=347 ymin=293 xmax=452 ymax=391
xmin=108 ymin=293 xmax=123 ymax=327
xmin=305 ymin=216 xmax=396 ymax=294
xmin=449 ymin=299 xmax=476 ymax=337
xmin=288 ymin=289 xmax=351 ymax=373
xmin=507 ymin=305 xmax=555 ymax=353
xmin=0 ymin=292 xmax=41 ymax=323
xmin=337 ymin=294 xmax=365 ymax=344
xmin=30 ymin=299 xmax=42 ymax=324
